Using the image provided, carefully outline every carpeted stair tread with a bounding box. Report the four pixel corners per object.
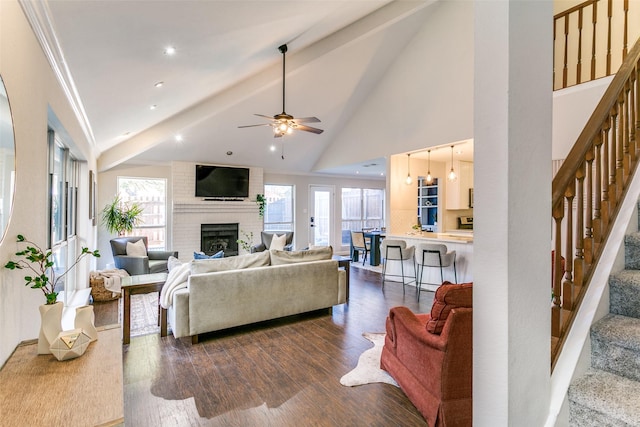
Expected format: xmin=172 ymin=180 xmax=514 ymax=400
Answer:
xmin=592 ymin=314 xmax=640 ymax=351
xmin=625 ymin=233 xmax=640 ymax=270
xmin=609 ymin=270 xmax=640 ymax=318
xmin=569 ymin=369 xmax=640 ymax=426
xmin=591 ymin=314 xmax=640 ymax=381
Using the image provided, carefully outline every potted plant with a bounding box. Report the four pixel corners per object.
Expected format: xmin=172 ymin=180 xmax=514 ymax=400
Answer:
xmin=236 ymin=230 xmax=254 ymax=253
xmin=256 ymin=194 xmax=266 ymax=218
xmin=101 ymin=195 xmax=143 ymax=235
xmin=4 ymin=234 xmax=100 ymax=354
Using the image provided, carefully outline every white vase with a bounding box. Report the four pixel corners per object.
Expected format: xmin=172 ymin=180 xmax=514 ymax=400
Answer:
xmin=75 ymin=305 xmax=98 ymax=342
xmin=38 ymin=302 xmax=63 ymax=355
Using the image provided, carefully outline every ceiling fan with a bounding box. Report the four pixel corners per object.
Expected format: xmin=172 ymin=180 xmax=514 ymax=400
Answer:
xmin=238 ymin=44 xmax=324 ymax=137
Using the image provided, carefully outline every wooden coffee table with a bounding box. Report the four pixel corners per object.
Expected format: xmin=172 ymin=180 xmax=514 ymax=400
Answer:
xmin=121 ymin=272 xmax=168 ymax=344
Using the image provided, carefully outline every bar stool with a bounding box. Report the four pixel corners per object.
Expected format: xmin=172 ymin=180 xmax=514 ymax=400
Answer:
xmin=414 ymin=243 xmax=457 ymax=301
xmin=380 ymin=239 xmax=416 ymax=294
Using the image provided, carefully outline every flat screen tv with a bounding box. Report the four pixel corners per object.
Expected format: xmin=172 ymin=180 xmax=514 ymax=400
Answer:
xmin=195 ymin=165 xmax=250 ymax=198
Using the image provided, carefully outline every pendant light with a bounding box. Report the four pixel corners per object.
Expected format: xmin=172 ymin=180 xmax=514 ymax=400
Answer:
xmin=405 ymin=153 xmax=412 ymax=185
xmin=447 ymin=145 xmax=458 ymax=182
xmin=426 ymin=150 xmax=433 ymax=184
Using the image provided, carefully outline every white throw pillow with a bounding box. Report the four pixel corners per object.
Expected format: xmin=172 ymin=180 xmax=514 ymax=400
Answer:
xmin=126 ymin=239 xmax=147 ymax=257
xmin=167 ymin=255 xmax=182 ymax=272
xmin=269 ymin=234 xmax=287 ymax=251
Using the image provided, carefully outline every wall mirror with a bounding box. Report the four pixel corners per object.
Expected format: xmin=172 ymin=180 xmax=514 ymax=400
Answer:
xmin=0 ymin=75 xmax=16 ymax=243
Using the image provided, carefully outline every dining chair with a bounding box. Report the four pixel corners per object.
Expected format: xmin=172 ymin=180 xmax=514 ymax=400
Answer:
xmin=350 ymin=231 xmax=370 ymax=265
xmin=414 ymin=243 xmax=457 ymax=301
xmin=380 ymin=239 xmax=416 ymax=294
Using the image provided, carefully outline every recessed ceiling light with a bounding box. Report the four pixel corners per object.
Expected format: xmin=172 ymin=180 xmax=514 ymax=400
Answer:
xmin=150 ymin=104 xmax=157 ymax=110
xmin=270 ymin=145 xmax=276 ymax=152
xmin=175 ymin=134 xmax=183 ymax=142
xmin=226 ymin=151 xmax=233 ymax=156
xmin=164 ymin=46 xmax=176 ymax=56
xmin=154 ymin=81 xmax=164 ymax=88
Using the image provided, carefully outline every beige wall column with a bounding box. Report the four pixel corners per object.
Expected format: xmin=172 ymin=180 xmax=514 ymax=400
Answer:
xmin=474 ymin=1 xmax=553 ymax=425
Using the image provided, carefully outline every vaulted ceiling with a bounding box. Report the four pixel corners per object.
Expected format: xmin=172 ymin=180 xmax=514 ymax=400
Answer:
xmin=28 ymin=1 xmax=462 ymax=177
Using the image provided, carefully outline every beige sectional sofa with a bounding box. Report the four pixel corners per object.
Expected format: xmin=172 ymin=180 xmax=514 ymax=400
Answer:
xmin=162 ymin=247 xmax=346 ymax=343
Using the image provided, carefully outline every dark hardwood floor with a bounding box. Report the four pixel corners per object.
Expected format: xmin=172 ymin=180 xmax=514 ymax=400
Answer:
xmin=96 ymin=267 xmax=434 ymax=426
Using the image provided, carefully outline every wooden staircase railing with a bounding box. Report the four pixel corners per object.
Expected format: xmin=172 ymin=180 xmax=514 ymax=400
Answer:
xmin=551 ymin=36 xmax=640 ymax=369
xmin=554 ymin=0 xmax=636 ymax=90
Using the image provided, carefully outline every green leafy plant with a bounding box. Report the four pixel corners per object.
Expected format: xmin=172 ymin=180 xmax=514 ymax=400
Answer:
xmin=236 ymin=230 xmax=254 ymax=252
xmin=101 ymin=195 xmax=143 ymax=235
xmin=4 ymin=235 xmax=100 ymax=304
xmin=256 ymin=194 xmax=266 ymax=218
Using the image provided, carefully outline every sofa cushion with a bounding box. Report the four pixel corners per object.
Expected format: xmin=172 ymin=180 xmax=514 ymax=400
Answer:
xmin=269 ymin=234 xmax=287 ymax=251
xmin=270 ymin=246 xmax=333 ymax=265
xmin=426 ymin=281 xmax=473 ymax=334
xmin=193 ymin=250 xmax=224 ymax=260
xmin=126 ymin=239 xmax=147 ymax=257
xmin=190 ymin=250 xmax=270 ymax=274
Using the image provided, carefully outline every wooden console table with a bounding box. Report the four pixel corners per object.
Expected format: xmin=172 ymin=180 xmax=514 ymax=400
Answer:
xmin=121 ymin=272 xmax=168 ymax=344
xmin=0 ymin=326 xmax=124 ymax=426
xmin=333 ymin=255 xmax=351 ymax=301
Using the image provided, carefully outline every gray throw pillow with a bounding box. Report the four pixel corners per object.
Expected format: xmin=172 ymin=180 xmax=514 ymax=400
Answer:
xmin=270 ymin=246 xmax=333 ymax=265
xmin=190 ymin=250 xmax=270 ymax=274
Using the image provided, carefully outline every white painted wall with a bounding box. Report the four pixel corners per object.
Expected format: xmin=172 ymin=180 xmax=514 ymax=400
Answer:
xmin=552 ymin=76 xmax=612 ymax=160
xmin=314 ymin=0 xmax=474 ymax=171
xmin=0 ymin=0 xmax=98 ymax=366
xmin=474 ymin=1 xmax=553 ymax=425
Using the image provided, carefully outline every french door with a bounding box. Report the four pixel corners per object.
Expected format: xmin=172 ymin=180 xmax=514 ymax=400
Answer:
xmin=308 ymin=185 xmax=334 ymax=248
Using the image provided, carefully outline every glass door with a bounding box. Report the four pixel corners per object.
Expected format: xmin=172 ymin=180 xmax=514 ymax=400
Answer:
xmin=309 ymin=185 xmax=334 ymax=247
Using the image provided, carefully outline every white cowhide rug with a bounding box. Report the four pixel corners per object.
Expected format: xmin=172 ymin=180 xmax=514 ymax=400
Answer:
xmin=340 ymin=332 xmax=399 ymax=387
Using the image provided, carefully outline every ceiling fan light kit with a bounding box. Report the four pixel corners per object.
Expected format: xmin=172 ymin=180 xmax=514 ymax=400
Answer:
xmin=239 ymin=44 xmax=324 ymax=138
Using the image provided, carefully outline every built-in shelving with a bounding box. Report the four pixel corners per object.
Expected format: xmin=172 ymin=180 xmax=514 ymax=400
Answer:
xmin=418 ymin=177 xmax=439 ymax=232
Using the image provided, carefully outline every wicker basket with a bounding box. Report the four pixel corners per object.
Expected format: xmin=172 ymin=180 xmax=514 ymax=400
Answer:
xmin=90 ymin=273 xmax=121 ymax=302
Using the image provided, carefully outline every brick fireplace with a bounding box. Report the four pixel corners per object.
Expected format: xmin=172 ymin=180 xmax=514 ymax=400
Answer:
xmin=171 ymin=161 xmax=264 ymax=260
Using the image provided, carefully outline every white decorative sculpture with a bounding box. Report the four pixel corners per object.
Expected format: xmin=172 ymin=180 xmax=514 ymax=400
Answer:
xmin=75 ymin=305 xmax=98 ymax=342
xmin=38 ymin=302 xmax=63 ymax=354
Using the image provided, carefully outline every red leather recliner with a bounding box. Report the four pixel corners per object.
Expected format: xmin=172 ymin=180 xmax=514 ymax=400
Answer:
xmin=380 ymin=282 xmax=472 ymax=427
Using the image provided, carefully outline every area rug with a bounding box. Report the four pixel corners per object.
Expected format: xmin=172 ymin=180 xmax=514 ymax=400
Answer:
xmin=118 ymin=291 xmax=161 ymax=337
xmin=340 ymin=332 xmax=398 ymax=387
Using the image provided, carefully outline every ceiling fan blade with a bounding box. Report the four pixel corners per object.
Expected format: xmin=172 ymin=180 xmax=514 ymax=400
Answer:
xmin=296 ymin=124 xmax=324 ymax=134
xmin=254 ymin=114 xmax=275 ymax=120
xmin=238 ymin=123 xmax=271 ymax=128
xmin=293 ymin=117 xmax=321 ymax=124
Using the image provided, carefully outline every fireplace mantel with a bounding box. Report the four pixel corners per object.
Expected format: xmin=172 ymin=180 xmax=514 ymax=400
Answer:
xmin=173 ymin=200 xmax=258 ymax=214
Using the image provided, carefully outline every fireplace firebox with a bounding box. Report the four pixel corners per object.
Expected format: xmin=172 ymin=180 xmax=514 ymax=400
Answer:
xmin=201 ymin=223 xmax=239 ymax=256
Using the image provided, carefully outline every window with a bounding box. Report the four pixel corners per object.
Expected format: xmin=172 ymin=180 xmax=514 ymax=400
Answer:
xmin=47 ymin=131 xmax=79 ymax=300
xmin=264 ymin=184 xmax=294 ymax=232
xmin=117 ymin=177 xmax=167 ymax=250
xmin=341 ymin=188 xmax=385 ymax=246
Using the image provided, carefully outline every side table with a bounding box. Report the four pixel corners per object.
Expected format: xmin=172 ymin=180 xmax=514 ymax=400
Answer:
xmin=121 ymin=272 xmax=168 ymax=344
xmin=333 ymin=255 xmax=351 ymax=302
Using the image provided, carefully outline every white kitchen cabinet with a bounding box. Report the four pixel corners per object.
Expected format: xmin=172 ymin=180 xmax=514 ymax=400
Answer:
xmin=445 ymin=161 xmax=474 ymax=210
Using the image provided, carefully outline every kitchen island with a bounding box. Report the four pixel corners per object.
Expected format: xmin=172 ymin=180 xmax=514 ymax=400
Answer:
xmin=383 ymin=231 xmax=473 ymax=290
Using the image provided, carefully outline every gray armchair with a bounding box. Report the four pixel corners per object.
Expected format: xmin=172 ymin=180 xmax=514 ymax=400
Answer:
xmin=109 ymin=236 xmax=178 ymax=276
xmin=250 ymin=231 xmax=294 ymax=253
